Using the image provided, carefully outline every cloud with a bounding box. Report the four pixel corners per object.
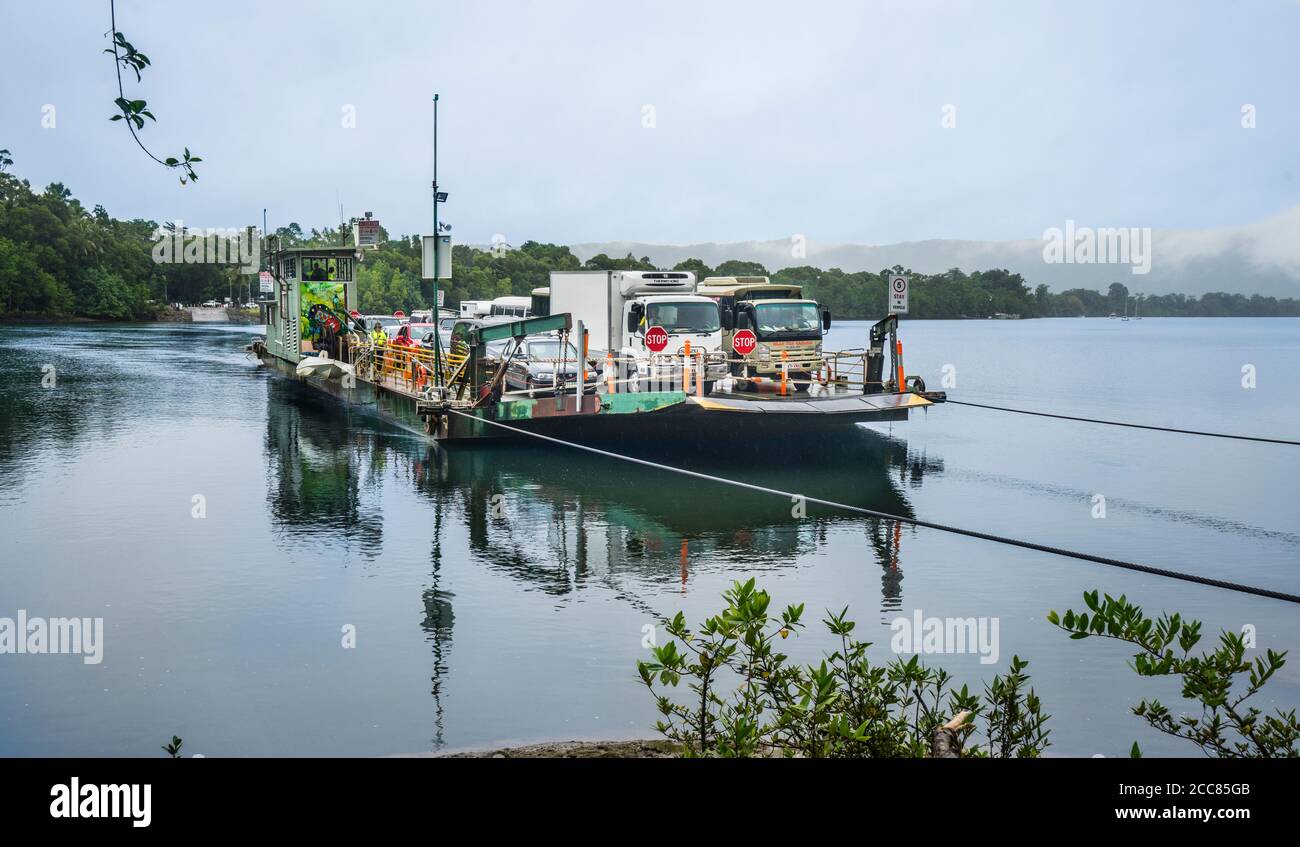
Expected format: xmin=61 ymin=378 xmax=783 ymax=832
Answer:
xmin=4 ymin=0 xmax=1297 ymax=253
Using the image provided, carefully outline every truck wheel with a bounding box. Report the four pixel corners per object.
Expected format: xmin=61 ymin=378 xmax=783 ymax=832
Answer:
xmin=703 ymin=381 xmax=715 ymax=395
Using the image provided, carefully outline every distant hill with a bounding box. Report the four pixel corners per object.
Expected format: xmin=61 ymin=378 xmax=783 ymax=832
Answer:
xmin=569 ymin=203 xmax=1300 ymax=298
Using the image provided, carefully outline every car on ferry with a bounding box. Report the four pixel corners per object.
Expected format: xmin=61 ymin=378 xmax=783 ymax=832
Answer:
xmin=363 ymin=314 xmax=403 ymax=334
xmin=499 ymin=335 xmax=598 ymax=396
xmin=389 ymin=322 xmax=437 ymax=347
xmin=422 ymin=316 xmax=515 ymax=352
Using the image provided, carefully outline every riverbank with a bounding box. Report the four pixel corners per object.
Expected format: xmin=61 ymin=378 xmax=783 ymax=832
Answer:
xmin=186 ymin=306 xmax=261 ymax=324
xmin=438 ymin=739 xmax=678 ymax=758
xmin=1 ymin=306 xmax=261 ymax=325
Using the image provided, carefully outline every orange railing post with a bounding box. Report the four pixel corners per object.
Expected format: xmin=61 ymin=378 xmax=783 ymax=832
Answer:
xmin=682 ymin=340 xmax=691 ymax=393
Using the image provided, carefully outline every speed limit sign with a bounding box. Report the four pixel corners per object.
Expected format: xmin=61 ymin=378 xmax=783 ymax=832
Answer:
xmin=888 ymin=274 xmax=909 ymax=314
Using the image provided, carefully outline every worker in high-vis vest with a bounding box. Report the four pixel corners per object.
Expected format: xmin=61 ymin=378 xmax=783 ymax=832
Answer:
xmin=369 ymin=322 xmax=387 ymax=376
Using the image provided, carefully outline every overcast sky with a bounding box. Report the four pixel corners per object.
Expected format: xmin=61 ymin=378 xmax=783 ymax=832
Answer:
xmin=3 ymin=0 xmax=1297 ymax=249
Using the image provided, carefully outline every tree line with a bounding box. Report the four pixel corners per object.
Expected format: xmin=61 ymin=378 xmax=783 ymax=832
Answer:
xmin=0 ymin=151 xmax=239 ymax=319
xmin=272 ymin=229 xmax=1300 ymax=320
xmin=3 ymin=155 xmax=1298 ymax=321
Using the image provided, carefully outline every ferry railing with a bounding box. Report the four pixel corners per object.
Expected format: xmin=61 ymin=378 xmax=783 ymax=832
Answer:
xmin=540 ymin=349 xmax=887 ymax=397
xmin=347 ymin=340 xmax=469 ymax=395
xmin=338 ymin=342 xmax=909 ymax=402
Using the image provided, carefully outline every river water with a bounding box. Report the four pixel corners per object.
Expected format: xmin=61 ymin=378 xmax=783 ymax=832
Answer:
xmin=1 ymin=318 xmax=1296 ymax=756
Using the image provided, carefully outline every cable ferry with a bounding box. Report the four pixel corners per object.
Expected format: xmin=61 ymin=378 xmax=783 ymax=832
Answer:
xmin=249 ymin=243 xmax=942 ymax=445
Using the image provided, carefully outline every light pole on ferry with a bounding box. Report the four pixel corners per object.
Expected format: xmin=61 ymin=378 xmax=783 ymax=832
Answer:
xmin=431 ymin=93 xmax=442 ymax=378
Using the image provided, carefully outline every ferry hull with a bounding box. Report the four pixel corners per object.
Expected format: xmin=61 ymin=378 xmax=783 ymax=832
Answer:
xmin=255 ymin=346 xmax=927 ymax=448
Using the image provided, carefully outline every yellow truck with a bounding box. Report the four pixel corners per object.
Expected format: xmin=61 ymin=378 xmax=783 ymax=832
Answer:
xmin=697 ymin=276 xmax=830 ymax=384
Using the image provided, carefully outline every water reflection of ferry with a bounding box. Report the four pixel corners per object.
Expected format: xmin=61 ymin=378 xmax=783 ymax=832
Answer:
xmin=412 ymin=426 xmax=941 ymax=601
xmin=263 ymin=378 xmax=386 ymax=554
xmin=264 ymin=377 xmax=943 ymax=594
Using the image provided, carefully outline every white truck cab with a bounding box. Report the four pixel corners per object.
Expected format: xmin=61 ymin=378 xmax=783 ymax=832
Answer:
xmin=699 ymin=276 xmax=830 ymax=379
xmin=549 ymin=270 xmax=729 ymax=393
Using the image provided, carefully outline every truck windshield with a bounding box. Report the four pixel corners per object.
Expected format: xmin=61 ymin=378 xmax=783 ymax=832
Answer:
xmin=646 ymin=302 xmax=720 ymax=334
xmin=754 ymin=302 xmax=822 ymax=338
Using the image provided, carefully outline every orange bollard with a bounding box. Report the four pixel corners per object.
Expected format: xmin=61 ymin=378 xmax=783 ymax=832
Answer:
xmin=780 ymin=350 xmax=789 ymax=396
xmin=578 ymin=328 xmax=588 ymax=401
xmin=606 ymin=351 xmax=615 ymax=393
xmin=682 ymin=340 xmax=691 ymax=393
xmin=895 ymin=340 xmax=906 ymax=392
xmin=695 ymin=351 xmax=703 ymax=397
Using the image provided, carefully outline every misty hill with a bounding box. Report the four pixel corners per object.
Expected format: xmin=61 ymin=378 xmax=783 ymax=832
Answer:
xmin=570 ymin=204 xmax=1300 ymax=299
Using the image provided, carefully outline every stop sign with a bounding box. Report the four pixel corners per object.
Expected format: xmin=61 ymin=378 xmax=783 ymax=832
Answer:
xmin=644 ymin=325 xmax=669 ymax=353
xmin=732 ymin=329 xmax=758 ymax=356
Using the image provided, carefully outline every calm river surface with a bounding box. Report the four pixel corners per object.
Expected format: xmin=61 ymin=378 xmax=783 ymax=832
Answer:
xmin=1 ymin=318 xmax=1297 ymax=756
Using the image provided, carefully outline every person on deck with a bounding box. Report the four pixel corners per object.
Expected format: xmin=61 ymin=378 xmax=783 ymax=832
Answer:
xmin=368 ymin=321 xmax=388 ymax=378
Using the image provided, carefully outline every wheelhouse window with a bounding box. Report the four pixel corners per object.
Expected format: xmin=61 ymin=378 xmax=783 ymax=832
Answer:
xmin=301 ymin=257 xmax=352 ymax=282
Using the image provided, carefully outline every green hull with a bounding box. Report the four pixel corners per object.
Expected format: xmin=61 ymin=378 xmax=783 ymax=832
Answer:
xmin=257 ymin=347 xmax=921 ymax=448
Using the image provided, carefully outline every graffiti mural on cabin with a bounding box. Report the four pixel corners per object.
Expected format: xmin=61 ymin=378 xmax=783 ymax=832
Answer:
xmin=300 ymin=282 xmax=347 ymax=343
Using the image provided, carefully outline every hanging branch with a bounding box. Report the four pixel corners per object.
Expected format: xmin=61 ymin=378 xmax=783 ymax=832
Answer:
xmin=105 ymin=0 xmax=201 ymax=184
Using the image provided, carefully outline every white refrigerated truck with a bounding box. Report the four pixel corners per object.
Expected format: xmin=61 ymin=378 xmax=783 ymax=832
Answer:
xmin=548 ymin=270 xmax=729 ymax=393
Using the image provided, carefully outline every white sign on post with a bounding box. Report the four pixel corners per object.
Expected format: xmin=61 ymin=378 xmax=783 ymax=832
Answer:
xmin=437 ymin=235 xmax=452 ymax=279
xmin=888 ymin=274 xmax=909 ymax=314
xmin=421 ymin=236 xmax=437 ymax=281
xmin=422 ymin=235 xmax=454 ymax=281
xmin=259 ymin=271 xmax=274 ymax=294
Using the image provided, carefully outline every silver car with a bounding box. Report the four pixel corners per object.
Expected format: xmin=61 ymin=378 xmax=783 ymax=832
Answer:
xmin=502 ymin=337 xmax=598 ymax=396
